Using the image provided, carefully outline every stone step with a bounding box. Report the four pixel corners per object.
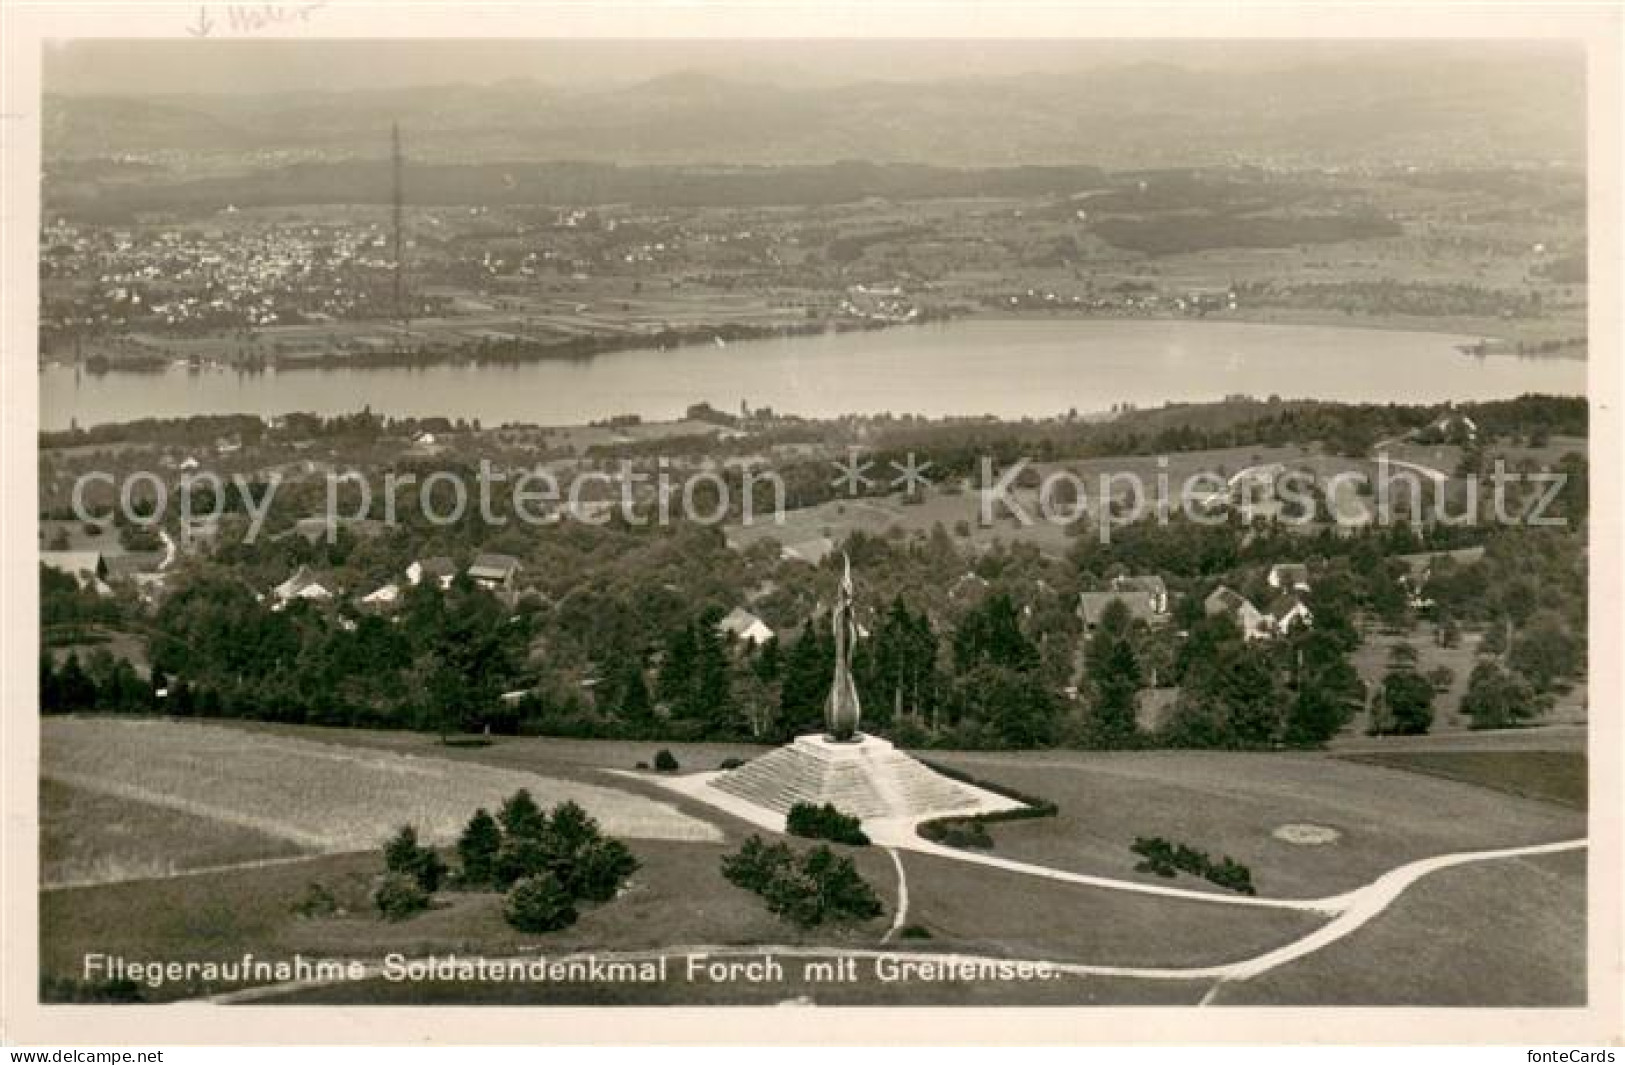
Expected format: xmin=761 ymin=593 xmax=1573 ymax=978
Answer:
xmin=708 ymin=734 xmax=1005 ymax=823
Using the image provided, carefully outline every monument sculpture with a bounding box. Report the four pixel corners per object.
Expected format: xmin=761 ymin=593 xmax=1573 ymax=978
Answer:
xmin=825 ymin=553 xmax=862 ymax=742
xmin=703 ymin=555 xmax=1022 ymax=826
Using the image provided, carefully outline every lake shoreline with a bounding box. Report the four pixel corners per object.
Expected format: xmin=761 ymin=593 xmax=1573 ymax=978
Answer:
xmin=39 ymin=317 xmax=1587 ymax=433
xmin=40 ymin=309 xmax=1585 ymax=380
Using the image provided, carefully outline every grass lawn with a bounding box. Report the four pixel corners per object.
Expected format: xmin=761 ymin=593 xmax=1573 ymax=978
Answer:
xmin=895 ymin=850 xmax=1323 ymax=968
xmin=1214 ymin=849 xmax=1585 ymax=1006
xmin=41 ymin=779 xmax=307 ymax=888
xmin=40 ymin=838 xmax=899 ymax=1004
xmin=923 ymin=749 xmax=1584 ymax=899
xmin=43 ymin=717 xmax=722 ymax=854
xmin=1338 ymin=750 xmax=1587 ymax=811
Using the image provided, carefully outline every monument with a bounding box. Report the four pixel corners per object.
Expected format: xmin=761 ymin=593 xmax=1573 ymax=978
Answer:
xmin=706 ymin=555 xmax=1023 ymax=827
xmin=824 ymin=554 xmax=862 ymax=742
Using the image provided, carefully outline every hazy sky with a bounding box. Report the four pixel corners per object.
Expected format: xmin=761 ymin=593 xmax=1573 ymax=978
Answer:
xmin=44 ymin=38 xmax=1578 ymax=96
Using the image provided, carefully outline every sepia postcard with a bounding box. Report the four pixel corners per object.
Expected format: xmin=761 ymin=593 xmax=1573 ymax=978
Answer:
xmin=1 ymin=1 xmax=1620 ymax=1048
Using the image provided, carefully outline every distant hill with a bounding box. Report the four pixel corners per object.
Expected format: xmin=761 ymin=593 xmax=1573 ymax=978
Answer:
xmin=43 ymin=55 xmax=1584 ymax=169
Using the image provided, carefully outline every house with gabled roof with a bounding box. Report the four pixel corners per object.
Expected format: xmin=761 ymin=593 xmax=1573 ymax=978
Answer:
xmin=1266 ymin=593 xmax=1313 ymax=636
xmin=1204 ymin=585 xmax=1269 ymax=641
xmin=1110 ymin=574 xmax=1169 ymax=615
xmin=717 ymin=606 xmax=776 ymax=647
xmin=468 ymin=553 xmax=522 ymax=595
xmin=1079 ymin=590 xmax=1161 ymax=630
xmin=270 ymin=565 xmax=334 ymax=608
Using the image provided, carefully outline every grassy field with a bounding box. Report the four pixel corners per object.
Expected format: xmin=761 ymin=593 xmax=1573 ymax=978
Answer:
xmin=41 ymin=779 xmax=306 ymax=888
xmin=1214 ymin=849 xmax=1586 ymax=1006
xmin=895 ymin=849 xmax=1321 ymax=967
xmin=39 ymin=719 xmax=1587 ymax=1005
xmin=924 ymin=748 xmax=1584 ymax=900
xmin=1339 ymin=750 xmax=1587 ymax=811
xmin=43 ymin=717 xmax=722 ymax=854
xmin=41 ymin=837 xmax=899 ymax=1004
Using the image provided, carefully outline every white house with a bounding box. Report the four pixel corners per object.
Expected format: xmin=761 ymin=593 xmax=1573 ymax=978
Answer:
xmin=717 ymin=606 xmax=776 ymax=647
xmin=271 ymin=565 xmax=334 ymax=608
xmin=1204 ymin=585 xmax=1270 ymax=641
xmin=360 ymin=581 xmax=402 ymax=609
xmin=1266 ymin=593 xmax=1314 ymax=636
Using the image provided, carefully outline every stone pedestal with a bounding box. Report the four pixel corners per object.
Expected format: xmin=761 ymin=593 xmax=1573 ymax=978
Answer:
xmin=707 ymin=732 xmax=1022 ymax=823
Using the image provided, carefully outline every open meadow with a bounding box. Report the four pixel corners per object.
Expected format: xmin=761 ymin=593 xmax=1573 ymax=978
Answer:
xmin=42 ymin=717 xmax=721 ymax=864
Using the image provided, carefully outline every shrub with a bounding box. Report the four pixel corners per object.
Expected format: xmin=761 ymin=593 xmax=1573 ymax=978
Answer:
xmin=635 ymin=760 xmax=650 ymax=770
xmin=563 ymin=836 xmax=640 ymax=903
xmin=373 ymin=872 xmax=430 ymax=922
xmin=456 ymin=808 xmax=502 ymax=888
xmin=720 ymin=835 xmax=795 ymax=893
xmin=721 ymin=836 xmax=883 ymax=928
xmin=1130 ymin=835 xmax=1256 ymax=895
xmin=914 ymin=760 xmax=1060 ymax=845
xmin=503 ymin=873 xmax=578 ymax=933
xmin=653 ymin=749 xmax=680 ymax=772
xmin=291 ymin=881 xmax=340 ymax=919
xmin=898 ymin=924 xmax=933 ymax=940
xmin=498 ymin=788 xmax=548 ymax=840
xmin=718 ymin=757 xmax=745 ymax=770
xmin=492 ymin=836 xmax=552 ymax=891
xmin=918 ymin=818 xmax=994 ymax=850
xmin=383 ymin=825 xmax=447 ymax=893
xmin=786 ymin=802 xmax=870 ymax=846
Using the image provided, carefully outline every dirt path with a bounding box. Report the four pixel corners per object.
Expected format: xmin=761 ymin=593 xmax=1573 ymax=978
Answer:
xmin=199 ymin=836 xmax=1584 ymax=1004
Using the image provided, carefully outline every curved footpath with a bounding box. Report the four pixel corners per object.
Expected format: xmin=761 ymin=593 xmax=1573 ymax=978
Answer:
xmin=205 ymin=835 xmax=1585 ymax=1004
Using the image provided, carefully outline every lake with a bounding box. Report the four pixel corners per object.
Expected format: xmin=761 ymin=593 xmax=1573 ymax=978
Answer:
xmin=38 ymin=318 xmax=1587 ymax=431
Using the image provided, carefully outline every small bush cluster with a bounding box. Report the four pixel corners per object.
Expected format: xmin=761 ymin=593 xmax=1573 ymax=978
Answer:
xmin=373 ymin=872 xmax=431 ymax=921
xmin=653 ymin=749 xmax=681 ymax=772
xmin=718 ymin=757 xmax=745 ymax=770
xmin=918 ymin=818 xmax=994 ymax=849
xmin=291 ymin=881 xmax=341 ymax=919
xmin=913 ymin=761 xmax=1059 ymax=850
xmin=457 ymin=789 xmax=641 ymax=932
xmin=503 ymin=872 xmax=578 ymax=933
xmin=720 ymin=835 xmax=884 ymax=929
xmin=785 ymin=802 xmax=870 ymax=846
xmin=384 ymin=825 xmax=448 ymax=892
xmin=1130 ymin=836 xmax=1256 ymax=895
xmin=373 ymin=825 xmax=446 ymax=919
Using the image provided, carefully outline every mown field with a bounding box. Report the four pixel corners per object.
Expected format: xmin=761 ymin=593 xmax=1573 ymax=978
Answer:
xmin=923 ymin=748 xmax=1585 ymax=899
xmin=41 ymin=779 xmax=305 ymax=888
xmin=1213 ymin=849 xmax=1586 ymax=1006
xmin=1339 ymin=750 xmax=1587 ymax=811
xmin=42 ymin=717 xmax=721 ymax=862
